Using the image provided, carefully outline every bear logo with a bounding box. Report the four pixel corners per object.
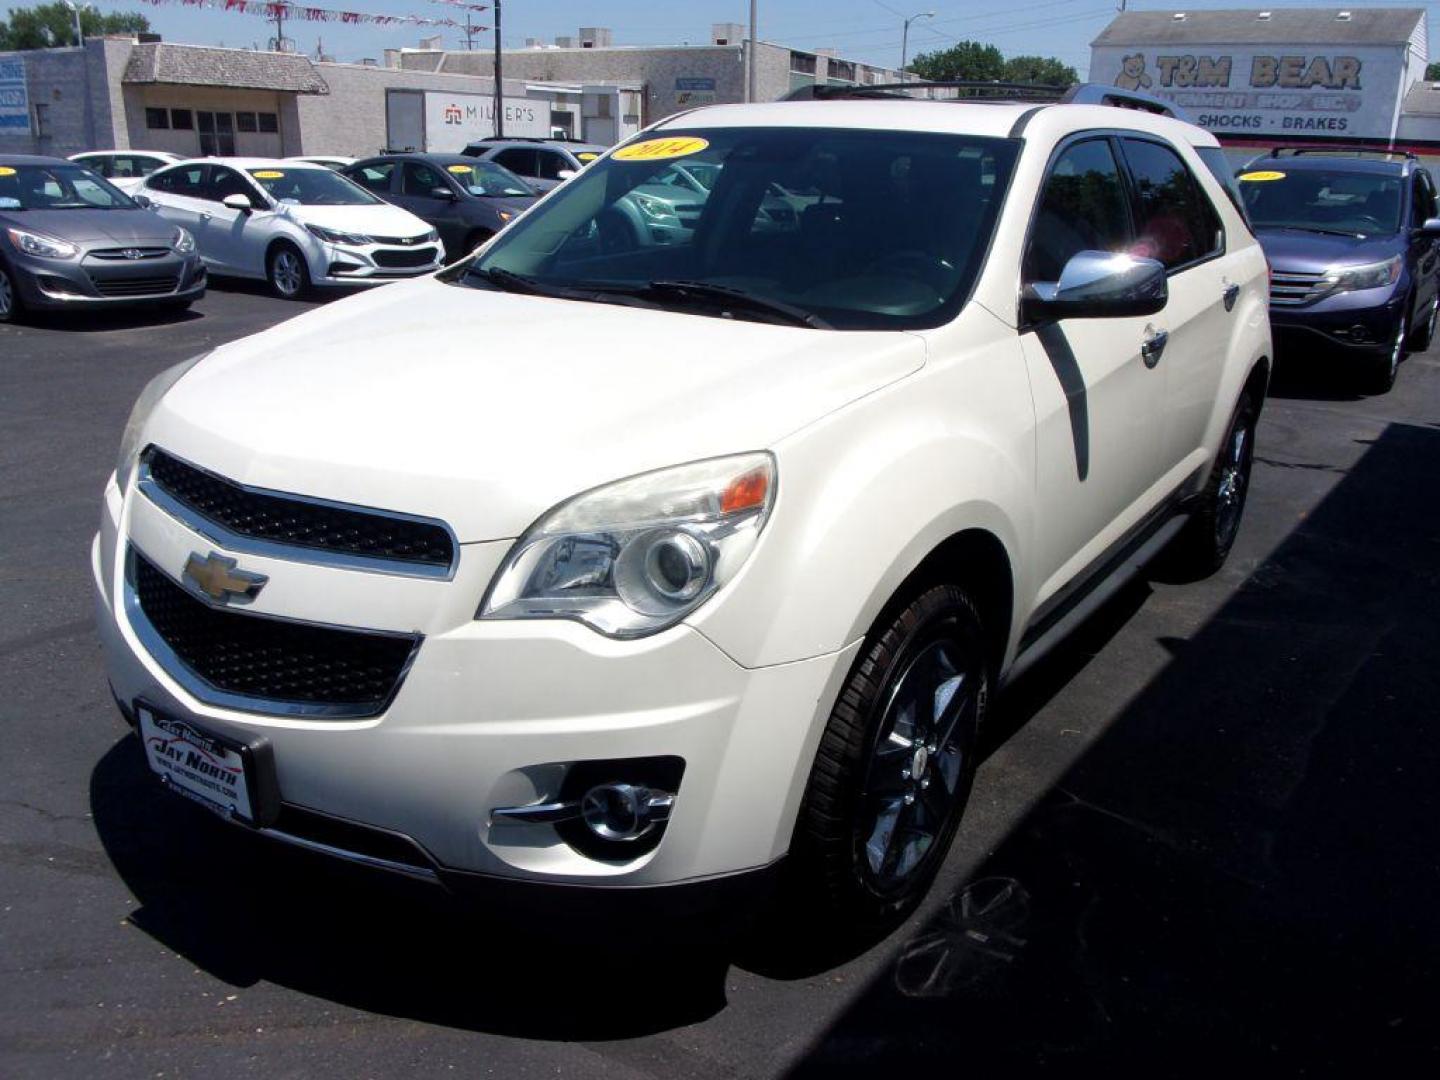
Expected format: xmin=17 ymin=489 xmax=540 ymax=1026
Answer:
xmin=1114 ymin=53 xmax=1153 ymax=90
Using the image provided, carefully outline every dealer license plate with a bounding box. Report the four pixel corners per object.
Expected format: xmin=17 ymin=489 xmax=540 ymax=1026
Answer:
xmin=138 ymin=705 xmax=254 ymax=822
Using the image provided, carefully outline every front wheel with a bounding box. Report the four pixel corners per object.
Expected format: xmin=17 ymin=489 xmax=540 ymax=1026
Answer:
xmin=1172 ymin=389 xmax=1257 ymax=577
xmin=1406 ymin=293 xmax=1438 ymax=352
xmin=785 ymin=584 xmax=989 ymax=933
xmin=266 ymin=244 xmax=310 ymax=300
xmin=1365 ymin=315 xmax=1406 ymax=394
xmin=0 ymin=261 xmax=22 ymax=324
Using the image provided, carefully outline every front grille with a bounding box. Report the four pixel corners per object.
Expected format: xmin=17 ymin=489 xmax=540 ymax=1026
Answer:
xmin=143 ymin=448 xmax=455 ymax=571
xmin=373 ymin=247 xmax=439 ymax=269
xmin=131 ymin=551 xmax=418 ymax=715
xmin=90 ymin=247 xmax=169 ymax=261
xmin=91 ymin=275 xmax=179 ymax=297
xmin=1270 ymin=270 xmax=1328 ymax=307
xmin=368 ymin=234 xmax=429 ymax=246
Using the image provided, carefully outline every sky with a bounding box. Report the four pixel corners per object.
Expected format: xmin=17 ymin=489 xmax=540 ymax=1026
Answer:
xmin=65 ymin=0 xmax=1440 ymax=78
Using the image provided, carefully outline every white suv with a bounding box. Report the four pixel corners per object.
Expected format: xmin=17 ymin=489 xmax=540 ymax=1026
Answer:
xmin=94 ymin=94 xmax=1270 ymax=932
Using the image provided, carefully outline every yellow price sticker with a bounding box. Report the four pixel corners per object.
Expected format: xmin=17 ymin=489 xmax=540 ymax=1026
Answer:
xmin=252 ymin=170 xmax=285 ymax=179
xmin=447 ymin=164 xmax=473 ymax=174
xmin=612 ymin=136 xmax=709 ymax=162
xmin=1239 ymin=170 xmax=1286 ymax=182
xmin=0 ymin=167 xmax=15 ymax=177
xmin=576 ymin=152 xmax=599 ymax=162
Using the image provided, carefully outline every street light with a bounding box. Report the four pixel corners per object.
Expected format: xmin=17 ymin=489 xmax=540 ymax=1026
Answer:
xmin=61 ymin=0 xmax=91 ymax=47
xmin=900 ymin=11 xmax=934 ymax=84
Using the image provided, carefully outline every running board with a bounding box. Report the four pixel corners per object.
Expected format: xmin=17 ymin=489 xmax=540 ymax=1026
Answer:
xmin=1002 ymin=513 xmax=1190 ymax=689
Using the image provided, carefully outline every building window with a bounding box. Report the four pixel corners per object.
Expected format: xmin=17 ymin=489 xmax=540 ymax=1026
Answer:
xmin=236 ymin=111 xmax=258 ymax=133
xmin=790 ymin=51 xmax=817 ymax=75
xmin=145 ymin=107 xmax=169 ymax=130
xmin=258 ymin=112 xmax=279 ymax=133
xmin=829 ymin=60 xmax=856 ymax=83
xmin=33 ymin=103 xmax=49 ymax=138
xmin=170 ymin=109 xmax=193 ymax=130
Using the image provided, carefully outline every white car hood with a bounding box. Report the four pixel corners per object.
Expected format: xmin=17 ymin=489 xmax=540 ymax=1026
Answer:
xmin=146 ymin=278 xmax=926 ymax=542
xmin=278 ymin=200 xmax=431 ymax=238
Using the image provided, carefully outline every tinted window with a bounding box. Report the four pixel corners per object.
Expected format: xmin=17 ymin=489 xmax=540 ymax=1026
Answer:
xmin=1411 ymin=171 xmax=1437 ymax=226
xmin=171 ymin=109 xmax=193 ymax=131
xmin=1025 ymin=138 xmax=1132 ymax=283
xmin=1196 ymin=145 xmax=1248 ymax=224
xmin=148 ymin=164 xmax=207 ymax=196
xmin=468 ymin=126 xmax=1020 ymax=331
xmin=536 ymin=150 xmax=571 ymax=180
xmin=78 ymin=155 xmax=113 ymax=177
xmin=0 ymin=164 xmax=132 ymax=210
xmin=208 ymin=166 xmax=258 ymax=204
xmin=492 ymin=147 xmax=538 ymax=176
xmin=348 ymin=161 xmax=396 ymax=194
xmin=1120 ymin=137 xmax=1222 ymax=270
xmin=145 ymin=107 xmax=168 ymax=130
xmin=402 ymin=161 xmax=446 ymax=196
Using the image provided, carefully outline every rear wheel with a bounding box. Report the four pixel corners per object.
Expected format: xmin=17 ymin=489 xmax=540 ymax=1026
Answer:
xmin=785 ymin=583 xmax=988 ymax=933
xmin=266 ymin=243 xmax=310 ymax=300
xmin=0 ymin=261 xmax=21 ymax=324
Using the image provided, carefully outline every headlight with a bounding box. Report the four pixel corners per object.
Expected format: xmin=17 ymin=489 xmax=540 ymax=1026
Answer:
xmin=6 ymin=226 xmax=78 ymax=259
xmin=479 ymin=452 xmax=776 ymax=638
xmin=632 ymin=193 xmax=675 ymax=221
xmin=1321 ymin=255 xmax=1402 ymax=292
xmin=424 ymin=228 xmax=440 ymax=243
xmin=305 ymin=224 xmax=371 ymax=246
xmin=115 ymin=352 xmax=208 ymax=490
xmin=171 ymin=227 xmax=195 ymax=255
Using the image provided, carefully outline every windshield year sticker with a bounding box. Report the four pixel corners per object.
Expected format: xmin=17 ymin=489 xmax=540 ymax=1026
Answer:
xmin=613 ymin=137 xmax=709 ymax=162
xmin=253 ymin=170 xmax=285 ymax=179
xmin=0 ymin=166 xmax=14 ymax=177
xmin=1239 ymin=170 xmax=1286 ymax=182
xmin=447 ymin=164 xmax=472 ymax=174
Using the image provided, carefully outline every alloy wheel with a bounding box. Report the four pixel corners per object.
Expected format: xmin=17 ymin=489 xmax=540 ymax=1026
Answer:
xmin=1214 ymin=419 xmax=1252 ymax=548
xmin=0 ymin=268 xmax=12 ymax=319
xmin=1427 ymin=297 xmax=1438 ymax=348
xmin=272 ymin=251 xmax=303 ymax=297
xmin=858 ymin=636 xmax=980 ymax=896
xmin=1387 ymin=320 xmax=1404 ymax=380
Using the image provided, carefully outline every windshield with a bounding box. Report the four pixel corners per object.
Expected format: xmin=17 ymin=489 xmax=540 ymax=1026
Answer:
xmin=461 ymin=127 xmax=1018 ymax=331
xmin=1239 ymin=167 xmax=1402 ymax=235
xmin=442 ymin=161 xmax=534 ymax=198
xmin=0 ymin=163 xmax=134 ymax=211
xmin=247 ymin=167 xmax=379 ymax=206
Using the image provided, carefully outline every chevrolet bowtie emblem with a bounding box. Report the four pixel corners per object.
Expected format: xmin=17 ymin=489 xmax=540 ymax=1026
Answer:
xmin=182 ymin=552 xmax=267 ymax=604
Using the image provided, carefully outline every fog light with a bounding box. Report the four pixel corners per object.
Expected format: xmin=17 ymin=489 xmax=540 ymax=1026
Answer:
xmin=1349 ymin=324 xmax=1372 ymax=343
xmin=581 ymin=783 xmax=674 ymax=841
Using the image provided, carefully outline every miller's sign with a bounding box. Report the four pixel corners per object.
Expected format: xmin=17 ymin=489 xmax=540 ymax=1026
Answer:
xmin=1091 ymin=43 xmax=1406 ymax=139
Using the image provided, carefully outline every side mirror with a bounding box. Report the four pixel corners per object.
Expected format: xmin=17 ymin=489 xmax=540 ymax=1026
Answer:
xmin=1414 ymin=216 xmax=1440 ymax=239
xmin=555 ymin=169 xmax=577 ymax=181
xmin=132 ymin=193 xmax=152 ymax=208
xmin=1023 ymin=250 xmax=1168 ymax=323
xmin=222 ymin=193 xmax=252 ymax=212
xmin=430 ymin=186 xmax=458 ymax=201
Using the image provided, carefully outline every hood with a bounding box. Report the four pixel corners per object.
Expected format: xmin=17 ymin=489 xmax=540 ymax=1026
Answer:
xmin=4 ymin=207 xmax=175 ymax=245
xmin=146 ymin=278 xmax=926 ymax=543
xmin=278 ymin=200 xmax=431 ymax=238
xmin=1254 ymin=227 xmax=1403 ymax=274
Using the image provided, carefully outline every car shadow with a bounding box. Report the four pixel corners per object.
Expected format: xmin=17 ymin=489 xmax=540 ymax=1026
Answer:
xmin=784 ymin=419 xmax=1440 ymax=1073
xmin=1267 ymin=348 xmax=1383 ymax=402
xmin=89 ymin=735 xmax=730 ymax=1040
xmin=19 ymin=303 xmax=203 ymax=333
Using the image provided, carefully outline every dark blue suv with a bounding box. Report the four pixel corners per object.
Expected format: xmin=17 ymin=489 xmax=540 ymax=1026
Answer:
xmin=1238 ymin=147 xmax=1440 ymax=393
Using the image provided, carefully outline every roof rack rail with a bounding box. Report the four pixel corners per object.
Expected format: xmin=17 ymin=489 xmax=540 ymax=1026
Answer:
xmin=471 ymin=134 xmax=578 ymax=144
xmin=782 ymin=80 xmax=1185 ymax=119
xmin=1266 ymin=144 xmax=1418 ymax=162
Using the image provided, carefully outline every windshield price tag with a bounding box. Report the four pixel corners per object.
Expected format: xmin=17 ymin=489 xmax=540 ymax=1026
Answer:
xmin=0 ymin=166 xmax=14 ymax=176
xmin=613 ymin=137 xmax=709 ymax=163
xmin=253 ymin=170 xmax=285 ymax=179
xmin=1239 ymin=170 xmax=1286 ymax=182
xmin=447 ymin=164 xmax=472 ymax=174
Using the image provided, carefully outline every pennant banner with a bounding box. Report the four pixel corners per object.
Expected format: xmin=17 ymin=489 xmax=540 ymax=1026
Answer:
xmin=126 ymin=0 xmax=485 ymax=29
xmin=427 ymin=0 xmax=488 ymax=10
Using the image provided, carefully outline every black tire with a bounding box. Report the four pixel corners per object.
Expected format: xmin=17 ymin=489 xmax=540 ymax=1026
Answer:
xmin=1172 ymin=389 xmax=1257 ymax=577
xmin=266 ymin=243 xmax=310 ymax=300
xmin=1365 ymin=314 xmax=1405 ymax=394
xmin=785 ymin=583 xmax=989 ymax=933
xmin=1406 ymin=293 xmax=1437 ymax=353
xmin=0 ymin=260 xmax=22 ymax=324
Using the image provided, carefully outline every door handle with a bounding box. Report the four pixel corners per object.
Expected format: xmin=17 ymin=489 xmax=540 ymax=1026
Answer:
xmin=1141 ymin=326 xmax=1169 ymax=368
xmin=1223 ymin=282 xmax=1240 ymax=311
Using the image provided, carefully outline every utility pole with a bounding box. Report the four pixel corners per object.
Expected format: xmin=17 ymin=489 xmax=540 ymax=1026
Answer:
xmin=746 ymin=0 xmax=757 ymax=103
xmin=492 ymin=0 xmax=504 ymax=137
xmin=270 ymin=6 xmax=285 ymax=52
xmin=62 ymin=0 xmax=83 ymax=46
xmin=900 ymin=11 xmax=934 ymax=84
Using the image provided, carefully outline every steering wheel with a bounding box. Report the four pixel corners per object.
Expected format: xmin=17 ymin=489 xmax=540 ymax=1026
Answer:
xmin=866 ymin=250 xmax=955 ymax=291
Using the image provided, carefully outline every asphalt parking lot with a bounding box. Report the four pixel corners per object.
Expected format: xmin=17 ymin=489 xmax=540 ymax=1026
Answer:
xmin=3 ymin=282 xmax=1439 ymax=1076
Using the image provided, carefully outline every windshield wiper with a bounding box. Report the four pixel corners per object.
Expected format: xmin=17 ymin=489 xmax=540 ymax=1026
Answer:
xmin=464 ymin=265 xmax=662 ymax=309
xmin=1271 ymin=224 xmax=1367 ymax=239
xmin=640 ymin=280 xmax=832 ymax=329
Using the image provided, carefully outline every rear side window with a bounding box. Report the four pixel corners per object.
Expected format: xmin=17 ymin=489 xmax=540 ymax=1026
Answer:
xmin=1195 ymin=145 xmax=1249 ymax=225
xmin=492 ymin=147 xmax=538 ymax=176
xmin=1024 ymin=138 xmax=1133 ymax=283
xmin=1411 ymin=170 xmax=1437 ymax=226
xmin=348 ymin=161 xmax=396 ymax=194
xmin=149 ymin=165 xmax=206 ymax=196
xmin=1119 ymin=137 xmax=1223 ymax=271
xmin=536 ymin=150 xmax=571 ymax=180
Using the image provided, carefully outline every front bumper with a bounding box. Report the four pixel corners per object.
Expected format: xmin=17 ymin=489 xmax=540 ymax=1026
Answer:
xmin=10 ymin=248 xmax=205 ymax=310
xmin=308 ymin=239 xmax=444 ymax=287
xmin=1269 ymin=282 xmax=1406 ymax=353
xmin=93 ymin=473 xmax=853 ymax=890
